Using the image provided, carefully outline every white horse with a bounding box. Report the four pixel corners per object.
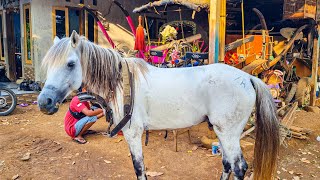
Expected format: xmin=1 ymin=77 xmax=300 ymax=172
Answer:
xmin=38 ymin=31 xmax=279 ymax=180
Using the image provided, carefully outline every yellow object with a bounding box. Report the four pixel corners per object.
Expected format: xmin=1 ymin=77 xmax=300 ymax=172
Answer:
xmin=219 ymin=0 xmax=226 ymax=62
xmin=201 ymin=136 xmax=219 ymax=149
xmin=160 ymin=25 xmax=178 ymax=42
xmin=273 ymin=41 xmax=286 ymax=56
xmin=265 ymin=74 xmax=283 ymax=85
xmin=269 ymin=88 xmax=280 ymax=98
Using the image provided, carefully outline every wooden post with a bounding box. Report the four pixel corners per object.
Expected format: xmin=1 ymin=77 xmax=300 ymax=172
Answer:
xmin=173 ymin=130 xmax=178 ymax=152
xmin=208 ymin=0 xmax=220 ymax=64
xmin=219 ymin=0 xmax=226 ymax=62
xmin=310 ymin=27 xmax=319 ymax=106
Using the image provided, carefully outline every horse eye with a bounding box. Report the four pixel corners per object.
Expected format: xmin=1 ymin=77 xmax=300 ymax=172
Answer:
xmin=67 ymin=62 xmax=75 ymax=69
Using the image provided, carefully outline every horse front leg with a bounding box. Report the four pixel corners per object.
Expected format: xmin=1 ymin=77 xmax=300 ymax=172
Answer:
xmin=123 ymin=127 xmax=147 ymax=180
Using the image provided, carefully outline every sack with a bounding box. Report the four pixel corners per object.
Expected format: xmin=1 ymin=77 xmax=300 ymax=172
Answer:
xmin=29 ymin=81 xmax=42 ymax=91
xmin=19 ymin=80 xmax=42 ymax=91
xmin=19 ymin=79 xmax=32 ymax=91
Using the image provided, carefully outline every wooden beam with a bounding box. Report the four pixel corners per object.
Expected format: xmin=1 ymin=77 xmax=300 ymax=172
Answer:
xmin=219 ymin=0 xmax=226 ymax=62
xmin=310 ymin=27 xmax=319 ymax=106
xmin=280 ymin=102 xmax=298 ymax=144
xmin=281 ymin=102 xmax=298 ymax=126
xmin=240 ymin=126 xmax=255 ymax=139
xmin=152 ymin=34 xmax=201 ymax=51
xmin=208 ymin=0 xmax=220 ymax=64
xmin=132 ymin=0 xmax=208 ymax=13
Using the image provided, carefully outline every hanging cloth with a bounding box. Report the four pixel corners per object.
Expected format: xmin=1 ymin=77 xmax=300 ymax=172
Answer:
xmin=134 ymin=15 xmax=145 ymax=51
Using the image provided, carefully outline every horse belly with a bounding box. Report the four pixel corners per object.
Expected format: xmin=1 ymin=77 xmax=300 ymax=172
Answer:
xmin=143 ymin=72 xmax=207 ymax=130
xmin=146 ymin=98 xmax=206 ymax=130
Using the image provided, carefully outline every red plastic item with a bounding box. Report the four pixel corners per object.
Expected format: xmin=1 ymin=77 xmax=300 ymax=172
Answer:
xmin=224 ymin=52 xmax=239 ymax=65
xmin=117 ymin=130 xmax=123 ymax=136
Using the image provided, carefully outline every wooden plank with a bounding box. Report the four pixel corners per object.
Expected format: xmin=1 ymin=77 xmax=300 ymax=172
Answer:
xmin=65 ymin=8 xmax=69 ymax=36
xmin=310 ymin=26 xmax=319 ymax=106
xmin=281 ymin=102 xmax=298 ymax=126
xmin=240 ymin=126 xmax=255 ymax=139
xmin=173 ymin=130 xmax=178 ymax=152
xmin=208 ymin=0 xmax=219 ymax=64
xmin=280 ymin=102 xmax=298 ymax=144
xmin=24 ymin=4 xmax=32 ymax=65
xmin=291 ymin=131 xmax=303 ymax=137
xmin=0 ymin=12 xmax=3 ymax=61
xmin=225 ymin=36 xmax=254 ymax=52
xmin=132 ymin=0 xmax=208 ymax=13
xmin=151 ymin=34 xmax=201 ymax=51
xmin=289 ymin=126 xmax=304 ymax=133
xmin=292 ymin=135 xmax=309 ymax=140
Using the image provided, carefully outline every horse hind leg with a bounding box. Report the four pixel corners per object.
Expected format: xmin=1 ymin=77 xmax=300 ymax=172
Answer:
xmin=218 ymin=132 xmax=248 ymax=180
xmin=210 ymin=118 xmax=249 ymax=180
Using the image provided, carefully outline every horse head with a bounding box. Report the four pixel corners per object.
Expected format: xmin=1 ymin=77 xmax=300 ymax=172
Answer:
xmin=38 ymin=30 xmax=83 ymax=114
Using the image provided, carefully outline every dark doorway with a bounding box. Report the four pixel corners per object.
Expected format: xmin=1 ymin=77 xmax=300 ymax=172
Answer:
xmin=6 ymin=10 xmax=21 ymax=81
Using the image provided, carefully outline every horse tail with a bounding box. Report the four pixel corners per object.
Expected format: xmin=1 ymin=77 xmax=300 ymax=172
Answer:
xmin=250 ymin=77 xmax=280 ymax=180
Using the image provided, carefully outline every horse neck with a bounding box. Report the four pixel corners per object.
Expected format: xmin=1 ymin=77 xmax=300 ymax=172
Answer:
xmin=80 ymin=40 xmax=123 ymax=100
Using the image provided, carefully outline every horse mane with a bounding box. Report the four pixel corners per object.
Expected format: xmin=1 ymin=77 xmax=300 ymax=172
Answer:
xmin=42 ymin=36 xmax=148 ymax=100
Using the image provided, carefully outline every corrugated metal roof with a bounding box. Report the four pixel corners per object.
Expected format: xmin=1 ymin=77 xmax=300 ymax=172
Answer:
xmin=133 ymin=0 xmax=210 ymax=13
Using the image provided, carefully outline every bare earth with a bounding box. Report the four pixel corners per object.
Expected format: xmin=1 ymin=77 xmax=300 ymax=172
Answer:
xmin=0 ymin=103 xmax=319 ymax=180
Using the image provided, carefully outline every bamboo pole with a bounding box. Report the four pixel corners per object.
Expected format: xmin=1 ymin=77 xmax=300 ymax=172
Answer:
xmin=310 ymin=27 xmax=319 ymax=106
xmin=208 ymin=0 xmax=220 ymax=64
xmin=219 ymin=0 xmax=226 ymax=62
xmin=241 ymin=0 xmax=246 ymax=54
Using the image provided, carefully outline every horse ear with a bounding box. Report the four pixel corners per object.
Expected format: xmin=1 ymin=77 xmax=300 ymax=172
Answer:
xmin=53 ymin=36 xmax=60 ymax=44
xmin=70 ymin=30 xmax=80 ymax=48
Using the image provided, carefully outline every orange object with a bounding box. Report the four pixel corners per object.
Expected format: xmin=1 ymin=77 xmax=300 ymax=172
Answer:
xmin=224 ymin=52 xmax=239 ymax=65
xmin=134 ymin=16 xmax=145 ymax=51
xmin=117 ymin=130 xmax=123 ymax=136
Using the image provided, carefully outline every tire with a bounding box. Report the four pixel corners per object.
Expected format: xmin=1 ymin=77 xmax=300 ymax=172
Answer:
xmin=296 ymin=77 xmax=311 ymax=107
xmin=0 ymin=88 xmax=17 ymax=116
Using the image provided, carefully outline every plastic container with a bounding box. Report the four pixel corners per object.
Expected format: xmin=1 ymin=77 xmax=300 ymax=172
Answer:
xmin=211 ymin=142 xmax=220 ymax=155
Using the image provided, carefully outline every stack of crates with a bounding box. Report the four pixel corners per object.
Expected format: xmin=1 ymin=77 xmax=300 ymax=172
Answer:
xmin=283 ymin=0 xmax=318 ymax=20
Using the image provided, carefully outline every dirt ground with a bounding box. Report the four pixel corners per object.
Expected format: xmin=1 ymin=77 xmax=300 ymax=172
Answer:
xmin=0 ymin=104 xmax=319 ymax=180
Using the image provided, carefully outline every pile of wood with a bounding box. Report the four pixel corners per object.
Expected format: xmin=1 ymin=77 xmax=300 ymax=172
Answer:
xmin=279 ymin=102 xmax=312 ymax=143
xmin=288 ymin=125 xmax=311 ymax=140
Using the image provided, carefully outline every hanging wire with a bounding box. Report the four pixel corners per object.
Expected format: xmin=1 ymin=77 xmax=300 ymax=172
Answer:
xmin=153 ymin=6 xmax=160 ymax=15
xmin=144 ymin=14 xmax=151 ymax=47
xmin=178 ymin=7 xmax=185 ymax=39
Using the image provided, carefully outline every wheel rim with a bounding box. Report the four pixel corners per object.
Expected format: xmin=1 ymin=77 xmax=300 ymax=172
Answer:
xmin=0 ymin=96 xmax=7 ymax=108
xmin=0 ymin=89 xmax=15 ymax=114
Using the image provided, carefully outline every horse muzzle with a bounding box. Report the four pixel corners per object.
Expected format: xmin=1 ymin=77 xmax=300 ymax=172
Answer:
xmin=37 ymin=87 xmax=63 ymax=115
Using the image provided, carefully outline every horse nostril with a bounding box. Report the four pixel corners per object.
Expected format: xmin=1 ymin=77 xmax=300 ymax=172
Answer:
xmin=47 ymin=98 xmax=53 ymax=106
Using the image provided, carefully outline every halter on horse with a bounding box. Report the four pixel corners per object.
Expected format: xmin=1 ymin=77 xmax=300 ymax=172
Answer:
xmin=38 ymin=31 xmax=279 ymax=180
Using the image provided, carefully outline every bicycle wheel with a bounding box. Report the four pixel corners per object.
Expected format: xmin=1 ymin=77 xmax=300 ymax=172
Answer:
xmin=0 ymin=88 xmax=17 ymax=116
